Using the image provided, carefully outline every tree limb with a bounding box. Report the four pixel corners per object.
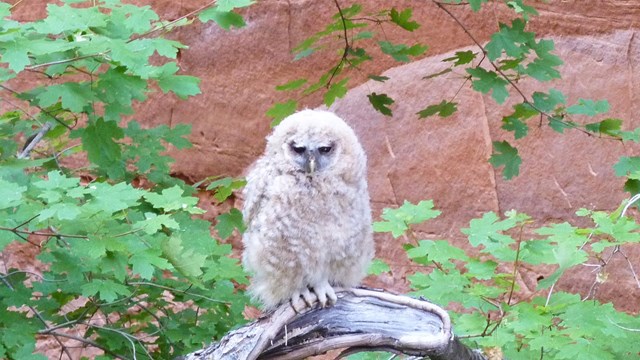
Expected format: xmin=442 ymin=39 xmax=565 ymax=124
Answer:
xmin=178 ymin=288 xmax=486 ymax=360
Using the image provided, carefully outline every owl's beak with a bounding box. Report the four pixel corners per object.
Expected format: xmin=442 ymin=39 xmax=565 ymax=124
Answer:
xmin=305 ymin=154 xmax=316 ymax=174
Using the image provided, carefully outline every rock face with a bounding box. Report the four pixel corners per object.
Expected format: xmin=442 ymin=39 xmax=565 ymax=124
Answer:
xmin=7 ymin=1 xmax=640 ymax=312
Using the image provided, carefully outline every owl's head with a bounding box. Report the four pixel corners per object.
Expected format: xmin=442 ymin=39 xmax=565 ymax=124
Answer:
xmin=266 ymin=110 xmax=366 ymax=181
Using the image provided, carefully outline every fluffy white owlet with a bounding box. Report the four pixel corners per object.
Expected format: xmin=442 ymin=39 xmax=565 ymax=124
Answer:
xmin=241 ymin=109 xmax=374 ymax=310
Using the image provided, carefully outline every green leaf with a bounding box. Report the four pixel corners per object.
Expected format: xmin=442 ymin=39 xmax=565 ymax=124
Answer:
xmin=162 ymin=235 xmax=206 ymax=282
xmin=619 ymin=128 xmax=640 ymax=142
xmin=143 ymin=185 xmax=202 ymax=213
xmin=215 ymin=0 xmax=255 ymax=12
xmin=566 ymin=99 xmax=610 ymax=116
xmin=267 ymin=100 xmax=297 ymax=127
xmin=153 ymin=63 xmax=201 ymax=99
xmin=96 ymin=67 xmax=147 ymax=120
xmin=324 ymin=78 xmax=348 ymax=107
xmin=136 ymin=213 xmax=180 ymax=234
xmin=585 ymin=118 xmax=622 ymax=136
xmin=548 ymin=116 xmax=576 ymax=133
xmin=38 ymin=202 xmax=81 ymax=221
xmin=613 ymin=157 xmax=640 ymax=177
xmin=35 ymin=83 xmax=96 ymax=113
xmin=507 ymin=0 xmax=539 ymax=20
xmin=85 ymin=182 xmax=144 ymax=214
xmin=0 ymin=179 xmax=26 ymax=210
xmin=275 ymin=78 xmax=308 ymax=91
xmin=407 ymin=240 xmax=468 ymax=267
xmin=378 ymin=41 xmax=428 ymax=62
xmin=489 ymin=140 xmax=521 ymax=179
xmin=199 ymin=9 xmax=246 ymax=30
xmin=206 ymin=177 xmax=246 ymax=202
xmin=33 ymin=4 xmax=107 ymax=34
xmin=130 ymin=249 xmax=170 ymax=280
xmin=2 ymin=42 xmax=30 ymax=72
xmin=367 ymin=258 xmax=391 ymax=275
xmin=501 ymin=103 xmax=538 ymax=139
xmin=373 ymin=200 xmax=441 ymax=238
xmin=389 ymin=8 xmax=420 ymax=32
xmin=215 ymin=208 xmax=245 ymax=240
xmin=462 ymin=212 xmax=516 ymax=248
xmin=485 ymin=19 xmax=534 ymax=61
xmin=81 ymin=279 xmax=130 ymax=303
xmin=73 ymin=118 xmax=124 ymax=178
xmin=368 ymin=75 xmax=389 ymax=82
xmin=417 ymin=100 xmax=458 ymax=118
xmin=468 ymin=0 xmax=489 ymax=11
xmin=442 ymin=50 xmax=476 ymax=66
xmin=531 ymin=88 xmax=566 ymax=112
xmin=367 ymin=92 xmax=394 ymax=116
xmin=466 ymin=67 xmax=509 ymax=104
xmin=525 ymin=39 xmax=563 ymax=81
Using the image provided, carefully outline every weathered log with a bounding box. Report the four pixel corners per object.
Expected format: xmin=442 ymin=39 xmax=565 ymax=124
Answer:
xmin=178 ymin=288 xmax=487 ymax=360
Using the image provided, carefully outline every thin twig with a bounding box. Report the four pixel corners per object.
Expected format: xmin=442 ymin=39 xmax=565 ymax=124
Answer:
xmin=128 ymin=282 xmax=231 ymax=304
xmin=46 ymin=331 xmax=131 ymax=360
xmin=432 ymin=0 xmax=621 ymax=141
xmin=326 ymin=0 xmax=350 ymax=87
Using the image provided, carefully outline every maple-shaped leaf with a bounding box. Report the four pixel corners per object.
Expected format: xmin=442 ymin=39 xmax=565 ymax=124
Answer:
xmin=566 ymin=98 xmax=610 ymax=116
xmin=489 ymin=140 xmax=521 ymax=179
xmin=35 ymin=83 xmax=96 ymax=113
xmin=199 ymin=9 xmax=246 ymax=30
xmin=379 ymin=41 xmax=428 ymax=62
xmin=467 ymin=67 xmax=510 ymax=104
xmin=585 ymin=118 xmax=622 ymax=136
xmin=130 ymin=248 xmax=170 ymax=280
xmin=323 ymin=78 xmax=348 ymax=107
xmin=417 ymin=100 xmax=458 ymax=118
xmin=275 ymin=78 xmax=308 ymax=91
xmin=389 ymin=8 xmax=420 ymax=31
xmin=266 ymin=100 xmax=297 ymax=127
xmin=161 ymin=235 xmax=206 ymax=286
xmin=367 ymin=92 xmax=394 ymax=116
xmin=367 ymin=258 xmax=391 ymax=275
xmin=143 ymin=185 xmax=202 ymax=213
xmin=71 ymin=118 xmax=124 ymax=179
xmin=373 ymin=200 xmax=440 ymax=238
xmin=81 ymin=279 xmax=130 ymax=303
xmin=442 ymin=50 xmax=476 ymax=66
xmin=215 ymin=208 xmax=245 ymax=240
xmin=485 ymin=19 xmax=534 ymax=61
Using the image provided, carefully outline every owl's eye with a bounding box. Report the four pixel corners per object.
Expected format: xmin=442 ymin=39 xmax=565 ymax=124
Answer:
xmin=291 ymin=144 xmax=306 ymax=154
xmin=318 ymin=146 xmax=332 ymax=154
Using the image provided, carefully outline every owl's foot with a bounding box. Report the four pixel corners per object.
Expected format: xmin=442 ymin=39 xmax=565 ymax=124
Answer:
xmin=311 ymin=281 xmax=337 ymax=308
xmin=289 ymin=282 xmax=337 ymax=312
xmin=290 ymin=288 xmax=315 ymax=313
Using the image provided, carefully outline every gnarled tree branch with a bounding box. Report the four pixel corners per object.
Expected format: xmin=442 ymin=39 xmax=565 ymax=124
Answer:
xmin=178 ymin=288 xmax=486 ymax=360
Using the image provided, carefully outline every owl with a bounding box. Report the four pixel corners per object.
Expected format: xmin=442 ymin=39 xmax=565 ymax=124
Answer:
xmin=241 ymin=109 xmax=374 ymax=310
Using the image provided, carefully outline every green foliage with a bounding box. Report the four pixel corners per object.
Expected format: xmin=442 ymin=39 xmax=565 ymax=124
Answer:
xmin=0 ymin=0 xmax=252 ymax=358
xmin=373 ymin=200 xmax=441 ymax=238
xmin=375 ymin=200 xmax=640 ymax=359
xmin=417 ymin=100 xmax=458 ymax=118
xmin=489 ymin=140 xmax=521 ymax=180
xmin=270 ymin=3 xmax=429 ymax=119
xmin=367 ymin=92 xmax=395 ymax=116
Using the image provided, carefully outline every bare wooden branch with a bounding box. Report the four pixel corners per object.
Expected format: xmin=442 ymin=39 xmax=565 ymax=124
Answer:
xmin=17 ymin=122 xmax=52 ymax=159
xmin=178 ymin=288 xmax=486 ymax=360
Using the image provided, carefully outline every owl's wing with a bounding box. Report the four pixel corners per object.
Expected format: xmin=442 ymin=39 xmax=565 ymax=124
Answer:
xmin=242 ymin=163 xmax=268 ymax=228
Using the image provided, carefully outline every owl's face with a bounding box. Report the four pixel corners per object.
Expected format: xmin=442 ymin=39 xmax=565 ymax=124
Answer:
xmin=285 ymin=139 xmax=336 ymax=175
xmin=266 ymin=109 xmax=366 ymax=182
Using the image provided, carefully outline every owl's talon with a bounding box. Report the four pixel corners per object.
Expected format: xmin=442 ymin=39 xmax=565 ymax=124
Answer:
xmin=312 ymin=282 xmax=337 ymax=308
xmin=290 ymin=291 xmax=308 ymax=313
xmin=300 ymin=288 xmax=316 ymax=307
